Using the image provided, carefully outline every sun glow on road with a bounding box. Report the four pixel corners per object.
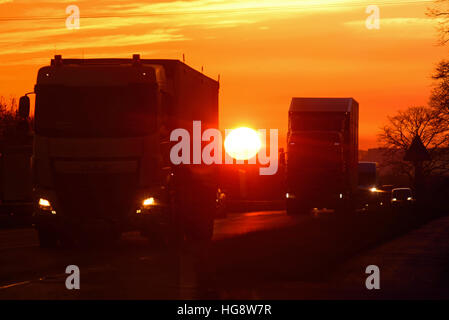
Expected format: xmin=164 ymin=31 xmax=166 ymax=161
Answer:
xmin=224 ymin=127 xmax=262 ymax=160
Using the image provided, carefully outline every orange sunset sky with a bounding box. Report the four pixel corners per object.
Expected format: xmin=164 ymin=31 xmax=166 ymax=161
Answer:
xmin=0 ymin=0 xmax=448 ymax=149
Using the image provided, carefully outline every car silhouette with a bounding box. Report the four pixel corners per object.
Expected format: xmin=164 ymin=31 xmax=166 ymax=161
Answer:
xmin=391 ymin=188 xmax=415 ymax=208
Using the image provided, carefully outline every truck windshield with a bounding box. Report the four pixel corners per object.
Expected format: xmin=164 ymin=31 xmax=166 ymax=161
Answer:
xmin=290 ymin=112 xmax=345 ymax=131
xmin=358 ymin=172 xmax=376 ymax=187
xmin=289 ymin=145 xmax=343 ymax=171
xmin=288 ymin=131 xmax=344 ymax=170
xmin=35 ymin=84 xmax=157 ymax=137
xmin=358 ymin=164 xmax=377 ymax=186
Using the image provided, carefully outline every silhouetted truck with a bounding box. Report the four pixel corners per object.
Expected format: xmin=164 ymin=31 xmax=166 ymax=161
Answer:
xmin=20 ymin=55 xmax=219 ymax=247
xmin=357 ymin=161 xmax=383 ymax=211
xmin=0 ymin=118 xmax=33 ymax=216
xmin=286 ymin=98 xmax=359 ymax=214
xmin=358 ymin=162 xmax=377 ymax=189
xmin=0 ymin=141 xmax=33 ymax=216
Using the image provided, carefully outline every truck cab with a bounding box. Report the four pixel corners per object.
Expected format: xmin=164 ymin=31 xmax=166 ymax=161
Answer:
xmin=21 ymin=55 xmax=219 ymax=247
xmin=357 ymin=161 xmax=384 ymax=211
xmin=286 ymin=98 xmax=359 ymax=215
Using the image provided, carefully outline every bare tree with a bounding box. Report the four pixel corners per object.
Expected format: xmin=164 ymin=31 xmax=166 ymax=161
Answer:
xmin=427 ymin=2 xmax=449 ymax=117
xmin=378 ymin=106 xmax=449 ymax=179
xmin=427 ymin=0 xmax=449 ymax=44
xmin=0 ymin=96 xmax=19 ymax=138
xmin=430 ymin=60 xmax=449 ymax=118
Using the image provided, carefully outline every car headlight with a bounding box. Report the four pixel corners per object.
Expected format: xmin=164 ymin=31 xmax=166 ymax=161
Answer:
xmin=407 ymin=197 xmax=413 ymax=201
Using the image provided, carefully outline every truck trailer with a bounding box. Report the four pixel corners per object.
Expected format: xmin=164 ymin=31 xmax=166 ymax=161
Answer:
xmin=286 ymin=97 xmax=359 ymax=215
xmin=19 ymin=54 xmax=220 ymax=247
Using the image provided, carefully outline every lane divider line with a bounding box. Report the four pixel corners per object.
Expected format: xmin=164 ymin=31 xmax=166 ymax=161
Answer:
xmin=0 ymin=280 xmax=31 ymax=290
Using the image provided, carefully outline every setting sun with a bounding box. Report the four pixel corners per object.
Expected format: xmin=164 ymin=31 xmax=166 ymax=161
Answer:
xmin=224 ymin=127 xmax=262 ymax=160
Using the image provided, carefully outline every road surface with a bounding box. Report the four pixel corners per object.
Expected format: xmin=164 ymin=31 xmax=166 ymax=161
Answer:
xmin=0 ymin=209 xmax=448 ymax=299
xmin=0 ymin=210 xmax=306 ymax=299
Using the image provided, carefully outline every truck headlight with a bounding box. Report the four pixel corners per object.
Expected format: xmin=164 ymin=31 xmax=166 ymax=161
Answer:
xmin=142 ymin=197 xmax=156 ymax=207
xmin=39 ymin=198 xmax=54 ymax=213
xmin=39 ymin=198 xmax=51 ymax=207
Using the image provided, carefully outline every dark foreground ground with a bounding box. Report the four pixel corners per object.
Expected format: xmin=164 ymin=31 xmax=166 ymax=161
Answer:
xmin=0 ymin=206 xmax=448 ymax=299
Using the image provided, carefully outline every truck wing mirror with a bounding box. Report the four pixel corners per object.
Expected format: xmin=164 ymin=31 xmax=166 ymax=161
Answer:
xmin=18 ymin=95 xmax=30 ymax=119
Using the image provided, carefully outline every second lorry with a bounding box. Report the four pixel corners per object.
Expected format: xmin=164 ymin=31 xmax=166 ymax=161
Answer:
xmin=286 ymin=97 xmax=359 ymax=215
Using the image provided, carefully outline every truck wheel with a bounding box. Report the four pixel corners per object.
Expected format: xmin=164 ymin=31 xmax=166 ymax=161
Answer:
xmin=37 ymin=228 xmax=58 ymax=248
xmin=286 ymin=200 xmax=309 ymax=215
xmin=286 ymin=199 xmax=297 ymax=215
xmin=335 ymin=200 xmax=355 ymax=215
xmin=141 ymin=227 xmax=174 ymax=249
xmin=144 ymin=231 xmax=167 ymax=248
xmin=185 ymin=216 xmax=214 ymax=243
xmin=286 ymin=206 xmax=296 ymax=215
xmin=177 ymin=200 xmax=214 ymax=244
xmin=141 ymin=221 xmax=184 ymax=249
